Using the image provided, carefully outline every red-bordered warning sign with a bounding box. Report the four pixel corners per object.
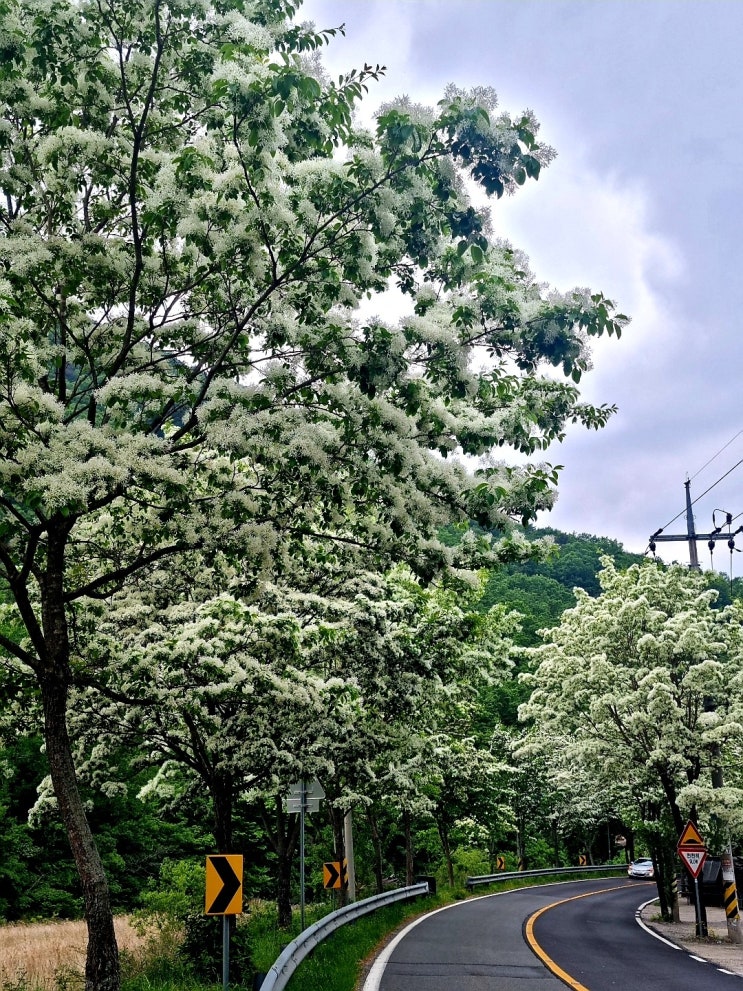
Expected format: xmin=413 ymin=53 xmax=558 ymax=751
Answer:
xmin=677 ymin=820 xmax=705 ymax=849
xmin=678 ymin=846 xmax=707 ymax=879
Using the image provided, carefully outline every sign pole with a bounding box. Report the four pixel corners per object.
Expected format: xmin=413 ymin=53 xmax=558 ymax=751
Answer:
xmin=677 ymin=820 xmax=709 ymax=937
xmin=282 ymin=778 xmax=325 ymax=930
xmin=204 ymin=855 xmax=243 ymax=991
xmin=300 ymin=779 xmax=306 ymax=931
xmin=693 ymin=875 xmax=708 ymax=937
xmin=222 ymin=915 xmax=229 ymax=991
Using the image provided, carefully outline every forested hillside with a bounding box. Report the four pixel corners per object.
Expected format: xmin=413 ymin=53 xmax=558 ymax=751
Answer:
xmin=478 ymin=528 xmax=645 ymax=645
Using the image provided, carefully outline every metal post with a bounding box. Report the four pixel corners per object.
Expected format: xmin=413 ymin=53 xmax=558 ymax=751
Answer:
xmin=344 ymin=809 xmax=356 ymax=902
xmin=711 ymin=755 xmax=742 ymax=942
xmin=300 ymin=779 xmax=306 ymax=931
xmin=694 ymin=876 xmax=708 ymax=937
xmin=222 ymin=915 xmax=229 ymax=991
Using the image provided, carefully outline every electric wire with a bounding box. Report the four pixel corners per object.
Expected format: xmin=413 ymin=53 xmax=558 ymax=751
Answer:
xmin=689 ymin=429 xmax=743 ymax=481
xmin=653 ymin=452 xmax=743 ymax=535
xmin=689 ymin=457 xmax=743 ymax=507
xmin=649 ymin=431 xmax=743 ymax=580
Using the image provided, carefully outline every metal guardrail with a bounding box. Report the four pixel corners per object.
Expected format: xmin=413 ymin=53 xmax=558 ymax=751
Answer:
xmin=465 ymin=864 xmax=628 ymax=889
xmin=259 ymin=882 xmax=429 ymax=991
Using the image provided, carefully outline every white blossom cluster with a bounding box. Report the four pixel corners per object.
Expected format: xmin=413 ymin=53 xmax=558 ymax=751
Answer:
xmin=521 ymin=560 xmax=743 ymax=837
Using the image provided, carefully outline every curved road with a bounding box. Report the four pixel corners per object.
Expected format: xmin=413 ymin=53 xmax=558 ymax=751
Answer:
xmin=532 ymin=879 xmax=742 ymax=990
xmin=365 ymin=877 xmax=742 ymax=991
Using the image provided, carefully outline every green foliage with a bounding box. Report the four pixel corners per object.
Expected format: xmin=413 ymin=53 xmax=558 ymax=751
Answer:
xmin=478 ymin=572 xmax=574 ymax=646
xmin=181 ymin=915 xmax=253 ymax=986
xmin=504 ymin=527 xmax=645 ymax=597
xmin=137 ymin=859 xmax=206 ymax=926
xmin=524 ymin=836 xmax=558 ymax=870
xmin=438 ymin=846 xmax=490 ymax=888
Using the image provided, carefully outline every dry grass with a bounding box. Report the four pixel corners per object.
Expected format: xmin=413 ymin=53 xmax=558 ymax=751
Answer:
xmin=0 ymin=917 xmax=145 ymax=990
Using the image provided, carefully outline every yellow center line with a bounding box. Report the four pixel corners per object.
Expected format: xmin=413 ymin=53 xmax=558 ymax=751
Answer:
xmin=524 ymin=882 xmax=652 ymax=991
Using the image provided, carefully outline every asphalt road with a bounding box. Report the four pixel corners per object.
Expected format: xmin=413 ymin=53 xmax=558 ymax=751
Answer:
xmin=366 ymin=877 xmax=743 ymax=991
xmin=533 ymin=878 xmax=743 ymax=991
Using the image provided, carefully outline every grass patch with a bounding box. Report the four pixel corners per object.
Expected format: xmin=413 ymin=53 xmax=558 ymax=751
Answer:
xmin=0 ymin=918 xmax=144 ymax=991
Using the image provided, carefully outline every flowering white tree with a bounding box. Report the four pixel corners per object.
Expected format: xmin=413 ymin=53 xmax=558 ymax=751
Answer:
xmin=324 ymin=570 xmax=519 ymax=888
xmin=0 ymin=0 xmax=627 ymax=984
xmin=520 ymin=560 xmax=743 ymax=917
xmin=68 ymin=561 xmax=516 ymax=922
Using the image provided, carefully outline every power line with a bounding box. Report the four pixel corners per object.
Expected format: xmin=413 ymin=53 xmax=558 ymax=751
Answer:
xmin=655 ymin=453 xmax=743 ymax=535
xmin=690 ymin=429 xmax=743 ymax=482
xmin=689 ymin=456 xmax=743 ymax=507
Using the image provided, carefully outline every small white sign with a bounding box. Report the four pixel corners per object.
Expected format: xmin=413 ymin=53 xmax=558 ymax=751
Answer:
xmin=679 ymin=847 xmax=707 ymax=879
xmin=286 ymin=779 xmax=326 ymax=800
xmin=283 ymin=797 xmax=321 ymax=814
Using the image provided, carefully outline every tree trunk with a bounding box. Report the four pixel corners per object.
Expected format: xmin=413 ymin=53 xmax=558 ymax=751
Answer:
xmin=552 ymin=821 xmax=559 ymax=867
xmin=516 ymin=824 xmax=527 ymax=871
xmin=41 ymin=670 xmax=120 ymax=991
xmin=276 ymin=840 xmax=293 ymax=929
xmin=367 ymin=809 xmax=384 ymax=894
xmin=212 ymin=774 xmax=234 ymax=852
xmin=260 ymin=800 xmax=299 ymax=929
xmin=38 ymin=525 xmax=119 ymax=991
xmin=403 ymin=810 xmax=414 ymax=885
xmin=330 ymin=805 xmax=348 ymax=907
xmin=436 ymin=817 xmax=454 ymax=888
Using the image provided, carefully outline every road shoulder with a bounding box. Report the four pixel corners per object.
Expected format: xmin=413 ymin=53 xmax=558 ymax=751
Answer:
xmin=641 ymin=898 xmax=743 ymax=976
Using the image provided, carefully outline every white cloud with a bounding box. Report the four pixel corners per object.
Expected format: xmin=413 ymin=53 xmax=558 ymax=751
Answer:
xmin=493 ymin=152 xmax=684 ymax=405
xmin=298 ymin=0 xmax=743 ymax=575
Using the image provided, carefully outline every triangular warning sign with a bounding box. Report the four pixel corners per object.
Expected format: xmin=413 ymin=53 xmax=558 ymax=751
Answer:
xmin=677 ymin=820 xmax=705 ymax=849
xmin=678 ymin=847 xmax=707 ymax=879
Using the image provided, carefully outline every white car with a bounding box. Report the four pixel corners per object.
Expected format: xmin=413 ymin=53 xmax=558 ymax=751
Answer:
xmin=628 ymin=858 xmax=654 ymax=878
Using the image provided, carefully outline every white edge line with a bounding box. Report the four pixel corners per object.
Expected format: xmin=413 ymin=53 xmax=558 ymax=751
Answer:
xmin=362 ymin=901 xmax=454 ymax=991
xmin=362 ymin=878 xmax=623 ymax=991
xmin=634 ymin=897 xmax=682 ymax=950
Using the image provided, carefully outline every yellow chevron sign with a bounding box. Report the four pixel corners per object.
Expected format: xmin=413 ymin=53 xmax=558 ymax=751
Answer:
xmin=323 ymin=859 xmax=348 ymax=890
xmin=205 ymin=855 xmax=243 ymax=915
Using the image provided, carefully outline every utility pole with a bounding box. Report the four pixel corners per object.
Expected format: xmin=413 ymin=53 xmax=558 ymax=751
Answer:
xmin=649 ymin=480 xmax=743 ymax=569
xmin=344 ymin=809 xmax=356 ymax=902
xmin=711 ymin=749 xmax=742 ymax=943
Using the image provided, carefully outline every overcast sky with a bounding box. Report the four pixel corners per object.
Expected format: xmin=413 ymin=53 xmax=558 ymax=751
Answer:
xmin=300 ymin=0 xmax=743 ymax=576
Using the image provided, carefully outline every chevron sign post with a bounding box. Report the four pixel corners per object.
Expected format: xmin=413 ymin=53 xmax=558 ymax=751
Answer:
xmin=205 ymin=855 xmax=244 ymax=991
xmin=205 ymin=855 xmax=244 ymax=915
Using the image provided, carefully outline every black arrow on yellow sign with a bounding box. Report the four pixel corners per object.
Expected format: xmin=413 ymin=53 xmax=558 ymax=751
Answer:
xmin=205 ymin=855 xmax=243 ymax=915
xmin=323 ymin=859 xmax=348 ymax=890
